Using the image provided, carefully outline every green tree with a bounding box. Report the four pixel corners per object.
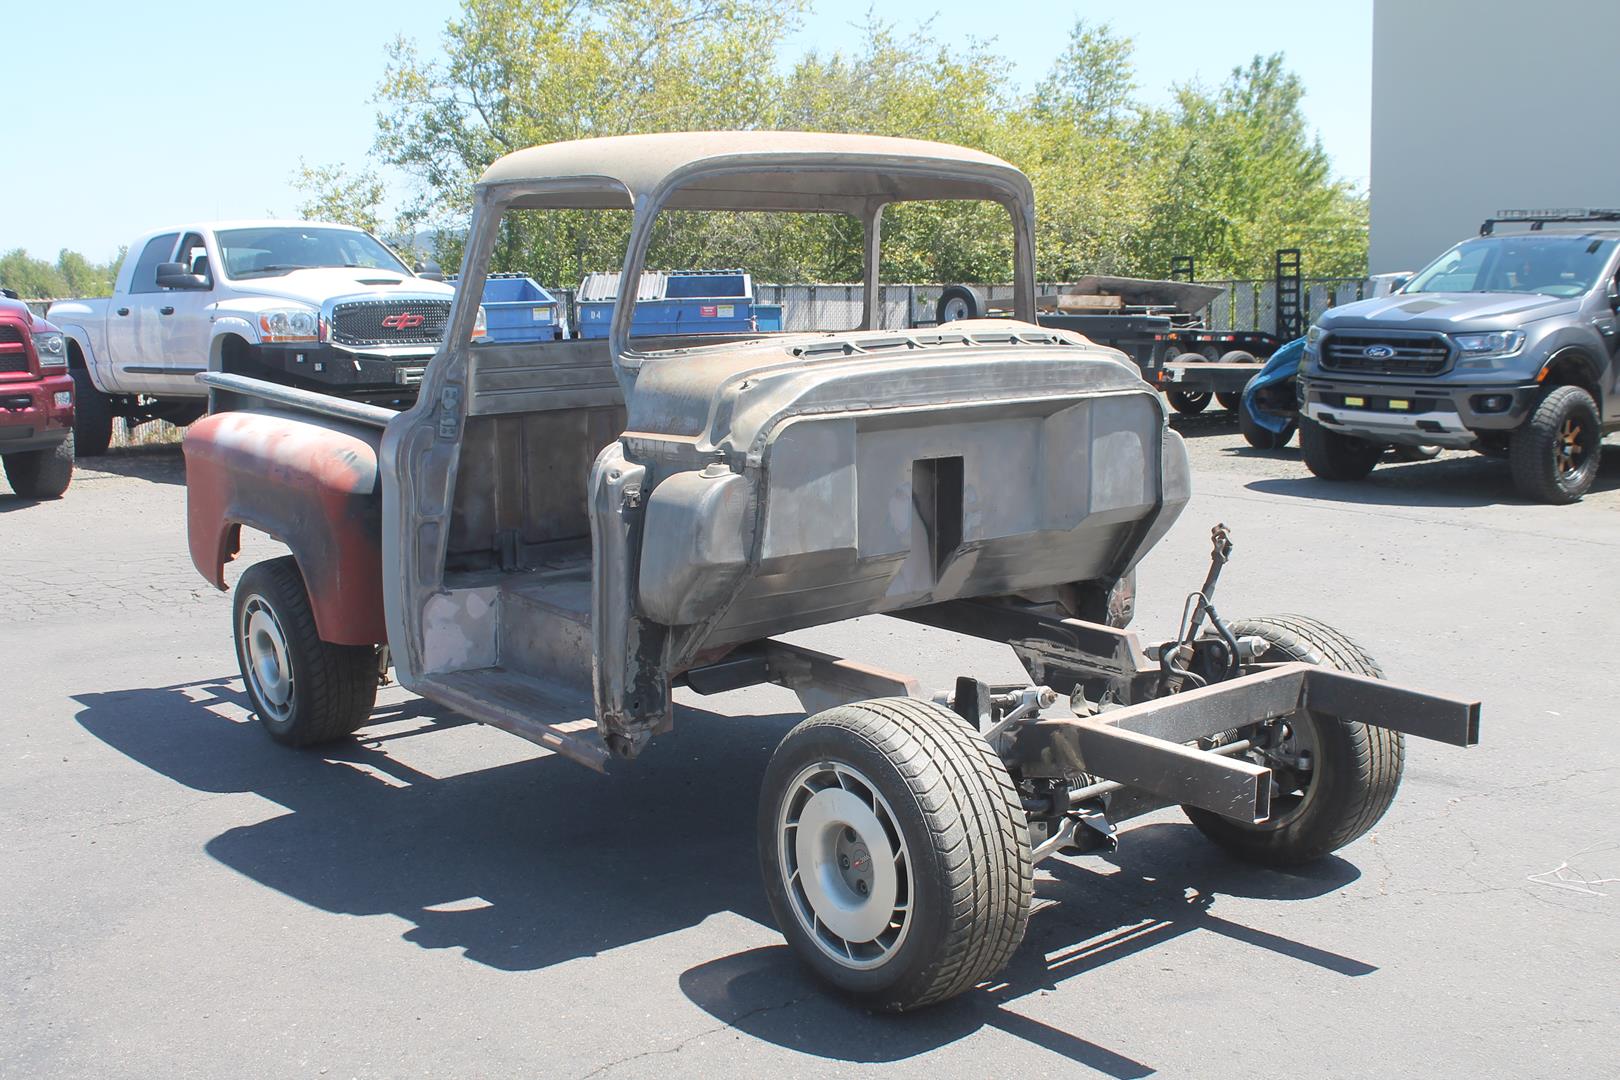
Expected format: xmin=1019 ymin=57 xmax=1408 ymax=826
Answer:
xmin=363 ymin=3 xmax=1369 ymax=287
xmin=0 ymin=249 xmax=122 ymax=299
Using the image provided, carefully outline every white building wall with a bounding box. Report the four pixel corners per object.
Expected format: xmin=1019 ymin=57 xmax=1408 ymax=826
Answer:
xmin=1370 ymin=0 xmax=1620 ymax=273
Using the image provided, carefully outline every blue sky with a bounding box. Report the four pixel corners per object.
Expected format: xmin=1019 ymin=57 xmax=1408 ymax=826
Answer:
xmin=2 ymin=0 xmax=1370 ymax=261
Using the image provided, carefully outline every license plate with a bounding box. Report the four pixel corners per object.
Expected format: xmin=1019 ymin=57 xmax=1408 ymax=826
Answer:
xmin=1344 ymin=395 xmax=1364 ymax=407
xmin=1389 ymin=399 xmax=1410 ymax=410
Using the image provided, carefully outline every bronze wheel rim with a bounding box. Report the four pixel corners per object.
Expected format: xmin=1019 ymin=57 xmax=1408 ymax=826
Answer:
xmin=1556 ymin=417 xmax=1592 ymax=481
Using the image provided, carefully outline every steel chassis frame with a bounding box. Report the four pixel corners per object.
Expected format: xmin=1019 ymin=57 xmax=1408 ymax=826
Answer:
xmin=683 ymin=598 xmax=1479 ymax=861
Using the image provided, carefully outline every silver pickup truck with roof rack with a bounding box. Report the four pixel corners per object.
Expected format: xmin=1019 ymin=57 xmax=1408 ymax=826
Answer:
xmin=1297 ymin=209 xmax=1620 ymax=503
xmin=181 ymin=131 xmax=1479 ymax=1011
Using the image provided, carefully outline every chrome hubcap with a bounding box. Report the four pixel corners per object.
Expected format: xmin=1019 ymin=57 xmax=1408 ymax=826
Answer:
xmin=241 ymin=596 xmax=294 ymax=722
xmin=778 ymin=761 xmax=912 ymax=970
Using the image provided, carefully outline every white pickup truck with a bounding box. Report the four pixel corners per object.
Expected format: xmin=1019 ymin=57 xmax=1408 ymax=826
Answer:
xmin=48 ymin=220 xmax=479 ymax=455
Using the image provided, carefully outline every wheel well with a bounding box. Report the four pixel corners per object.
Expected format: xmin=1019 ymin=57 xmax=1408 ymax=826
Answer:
xmin=216 ymin=333 xmax=251 ymax=372
xmin=67 ymin=338 xmax=86 ymax=369
xmin=1539 ymin=350 xmax=1600 ymax=400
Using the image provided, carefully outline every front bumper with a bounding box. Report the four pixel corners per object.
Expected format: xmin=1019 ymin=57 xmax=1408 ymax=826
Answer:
xmin=1299 ymin=373 xmax=1540 ymax=448
xmin=0 ymin=371 xmax=74 ymax=453
xmin=249 ymin=342 xmax=436 ymax=392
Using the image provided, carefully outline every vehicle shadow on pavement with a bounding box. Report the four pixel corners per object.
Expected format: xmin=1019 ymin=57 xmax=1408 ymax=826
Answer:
xmin=71 ymin=676 xmax=787 ymax=973
xmin=1245 ymin=444 xmax=1620 ymax=508
xmin=680 ymin=831 xmax=1365 ymax=1076
xmin=1166 ymin=413 xmax=1240 ymax=440
xmin=77 ymin=444 xmax=187 ymax=486
xmin=74 ymin=677 xmax=1369 ymax=1077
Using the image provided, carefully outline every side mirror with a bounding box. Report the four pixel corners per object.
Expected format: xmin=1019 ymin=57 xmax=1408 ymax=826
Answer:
xmin=155 ymin=262 xmax=210 ymax=290
xmin=1389 ymin=275 xmax=1409 ymax=293
xmin=0 ymin=288 xmax=18 ymax=300
xmin=416 ymin=260 xmax=444 ymax=282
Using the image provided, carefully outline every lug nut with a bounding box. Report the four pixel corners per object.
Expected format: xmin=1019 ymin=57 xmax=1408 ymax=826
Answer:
xmin=856 ymin=880 xmax=869 ymax=896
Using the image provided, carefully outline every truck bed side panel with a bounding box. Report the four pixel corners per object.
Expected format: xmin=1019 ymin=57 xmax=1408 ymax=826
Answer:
xmin=184 ymin=409 xmax=387 ymax=645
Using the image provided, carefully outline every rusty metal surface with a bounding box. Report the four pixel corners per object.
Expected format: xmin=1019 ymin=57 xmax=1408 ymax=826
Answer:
xmin=184 ymin=409 xmax=386 ymax=645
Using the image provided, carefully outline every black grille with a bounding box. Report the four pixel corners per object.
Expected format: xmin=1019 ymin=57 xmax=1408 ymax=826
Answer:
xmin=1321 ymin=332 xmax=1450 ymax=376
xmin=0 ymin=325 xmax=27 ymax=374
xmin=330 ymin=300 xmax=452 ymax=347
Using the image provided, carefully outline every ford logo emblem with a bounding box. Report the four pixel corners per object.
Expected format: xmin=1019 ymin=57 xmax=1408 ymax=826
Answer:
xmin=1362 ymin=344 xmax=1395 ymax=359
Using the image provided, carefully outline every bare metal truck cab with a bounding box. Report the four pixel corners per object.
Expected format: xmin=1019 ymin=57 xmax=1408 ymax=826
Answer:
xmin=183 ymin=132 xmax=1479 ymax=1011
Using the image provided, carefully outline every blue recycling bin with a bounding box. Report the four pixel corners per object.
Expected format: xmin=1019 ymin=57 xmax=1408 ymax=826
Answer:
xmin=576 ymin=269 xmax=759 ymax=339
xmin=453 ymin=273 xmax=567 ymax=342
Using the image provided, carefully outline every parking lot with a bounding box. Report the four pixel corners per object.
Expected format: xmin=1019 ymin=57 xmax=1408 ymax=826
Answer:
xmin=4 ymin=419 xmax=1618 ymax=1080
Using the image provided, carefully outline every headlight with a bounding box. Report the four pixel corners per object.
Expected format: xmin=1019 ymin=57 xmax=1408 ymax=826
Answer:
xmin=472 ymin=304 xmax=488 ymax=340
xmin=1305 ymin=325 xmax=1322 ymax=345
xmin=33 ymin=330 xmax=67 ymax=367
xmin=1452 ymin=330 xmax=1523 ymax=356
xmin=258 ymin=307 xmax=321 ymax=343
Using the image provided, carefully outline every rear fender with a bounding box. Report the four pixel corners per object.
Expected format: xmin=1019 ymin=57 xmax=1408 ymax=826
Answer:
xmin=184 ymin=409 xmax=386 ymax=645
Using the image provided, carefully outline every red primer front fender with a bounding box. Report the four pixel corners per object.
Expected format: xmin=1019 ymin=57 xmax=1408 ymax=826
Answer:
xmin=184 ymin=410 xmax=387 ymax=646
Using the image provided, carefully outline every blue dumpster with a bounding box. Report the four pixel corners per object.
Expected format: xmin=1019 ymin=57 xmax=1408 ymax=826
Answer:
xmin=452 ymin=273 xmax=567 ymax=342
xmin=576 ymin=269 xmax=758 ymax=339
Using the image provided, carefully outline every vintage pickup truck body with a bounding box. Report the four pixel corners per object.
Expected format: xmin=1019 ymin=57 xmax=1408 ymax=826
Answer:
xmin=183 ymin=132 xmax=1478 ymax=1011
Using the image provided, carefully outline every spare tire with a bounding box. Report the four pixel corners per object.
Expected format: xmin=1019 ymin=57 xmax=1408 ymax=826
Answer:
xmin=935 ymin=285 xmax=982 ymax=324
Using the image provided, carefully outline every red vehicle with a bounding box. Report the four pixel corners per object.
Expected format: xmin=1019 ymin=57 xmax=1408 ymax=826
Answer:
xmin=0 ymin=289 xmax=74 ymax=498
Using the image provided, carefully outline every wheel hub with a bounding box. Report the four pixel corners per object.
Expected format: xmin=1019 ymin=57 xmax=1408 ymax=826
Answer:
xmin=1557 ymin=418 xmax=1587 ymax=477
xmin=779 ymin=762 xmax=912 ymax=969
xmin=242 ymin=596 xmax=294 ymax=721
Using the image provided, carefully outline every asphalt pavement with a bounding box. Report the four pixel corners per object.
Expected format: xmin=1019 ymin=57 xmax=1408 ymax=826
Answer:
xmin=3 ymin=419 xmax=1617 ymax=1079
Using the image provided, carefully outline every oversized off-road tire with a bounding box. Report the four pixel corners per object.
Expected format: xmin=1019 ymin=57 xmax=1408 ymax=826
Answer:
xmin=1300 ymin=418 xmax=1383 ymax=481
xmin=233 ymin=556 xmax=378 ymax=747
xmin=1239 ymin=402 xmax=1295 ymax=450
xmin=935 ymin=285 xmax=982 ymax=324
xmin=70 ymin=367 xmax=113 ymax=457
xmin=1184 ymin=616 xmax=1405 ymax=866
xmin=1509 ymin=385 xmax=1601 ymax=504
xmin=3 ymin=433 xmax=74 ymax=499
xmin=759 ymin=697 xmax=1033 ymax=1011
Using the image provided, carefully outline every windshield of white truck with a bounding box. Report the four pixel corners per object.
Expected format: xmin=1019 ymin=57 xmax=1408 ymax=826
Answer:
xmin=1404 ymin=235 xmax=1617 ymax=298
xmin=217 ymin=226 xmax=410 ymax=279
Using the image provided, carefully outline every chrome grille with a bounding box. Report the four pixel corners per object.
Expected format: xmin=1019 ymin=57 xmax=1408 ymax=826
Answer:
xmin=330 ymin=299 xmax=452 ymax=347
xmin=1321 ymin=332 xmax=1450 ymax=376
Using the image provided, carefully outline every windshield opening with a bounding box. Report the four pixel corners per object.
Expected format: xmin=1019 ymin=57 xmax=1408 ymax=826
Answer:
xmin=218 ymin=226 xmax=410 ymax=278
xmin=1404 ymin=235 xmax=1616 ymax=298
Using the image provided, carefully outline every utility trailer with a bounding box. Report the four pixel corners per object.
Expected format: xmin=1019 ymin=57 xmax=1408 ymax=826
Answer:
xmin=937 ymin=249 xmax=1310 ymax=416
xmin=183 ymin=132 xmax=1478 ymax=1012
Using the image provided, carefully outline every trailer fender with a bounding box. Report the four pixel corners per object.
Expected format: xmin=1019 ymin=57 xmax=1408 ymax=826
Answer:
xmin=184 ymin=409 xmax=387 ymax=645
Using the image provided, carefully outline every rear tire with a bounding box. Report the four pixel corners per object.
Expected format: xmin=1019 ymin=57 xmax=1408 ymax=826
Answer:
xmin=1184 ymin=616 xmax=1405 ymax=866
xmin=233 ymin=556 xmax=378 ymax=747
xmin=1301 ymin=418 xmax=1382 ymax=481
xmin=2 ymin=433 xmax=74 ymax=499
xmin=1509 ymin=385 xmax=1600 ymax=504
xmin=70 ymin=368 xmax=113 ymax=457
xmin=1217 ymin=392 xmax=1241 ymax=412
xmin=759 ymin=697 xmax=1032 ymax=1011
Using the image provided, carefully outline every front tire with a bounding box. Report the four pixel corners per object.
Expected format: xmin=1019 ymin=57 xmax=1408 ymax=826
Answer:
xmin=1184 ymin=616 xmax=1405 ymax=866
xmin=3 ymin=433 xmax=74 ymax=499
xmin=1300 ymin=418 xmax=1382 ymax=481
xmin=759 ymin=698 xmax=1032 ymax=1011
xmin=70 ymin=368 xmax=113 ymax=457
xmin=233 ymin=557 xmax=378 ymax=747
xmin=1509 ymin=385 xmax=1600 ymax=504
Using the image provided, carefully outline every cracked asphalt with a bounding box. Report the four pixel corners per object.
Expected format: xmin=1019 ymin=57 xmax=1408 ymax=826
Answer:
xmin=3 ymin=419 xmax=1618 ymax=1079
